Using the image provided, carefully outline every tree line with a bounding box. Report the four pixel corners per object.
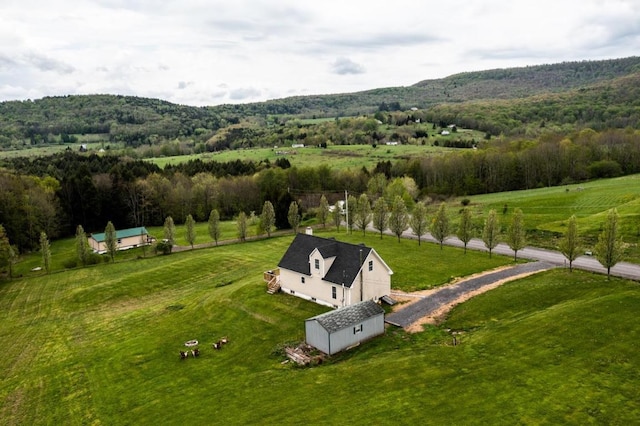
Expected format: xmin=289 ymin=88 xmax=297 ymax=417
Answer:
xmin=1 ymin=127 xmax=639 ymax=254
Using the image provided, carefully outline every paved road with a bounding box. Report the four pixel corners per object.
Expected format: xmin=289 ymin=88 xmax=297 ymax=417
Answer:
xmin=397 ymin=229 xmax=640 ymax=281
xmin=385 ymin=261 xmax=556 ymax=328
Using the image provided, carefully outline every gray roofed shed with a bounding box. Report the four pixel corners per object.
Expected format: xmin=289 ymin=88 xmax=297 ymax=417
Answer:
xmin=305 ymin=300 xmax=385 ymax=355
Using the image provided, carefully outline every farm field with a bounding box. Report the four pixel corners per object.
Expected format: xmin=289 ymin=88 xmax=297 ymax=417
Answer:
xmin=147 ymin=143 xmax=460 ymax=169
xmin=1 ymin=232 xmax=639 ymax=424
xmin=454 ymin=174 xmax=640 ymax=261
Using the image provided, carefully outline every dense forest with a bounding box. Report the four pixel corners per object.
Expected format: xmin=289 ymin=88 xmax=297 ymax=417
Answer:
xmin=2 ymin=127 xmax=639 ymax=253
xmin=2 ymin=57 xmax=640 ymax=254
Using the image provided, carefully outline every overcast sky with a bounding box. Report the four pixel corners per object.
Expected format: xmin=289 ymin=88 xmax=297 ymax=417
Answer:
xmin=1 ymin=0 xmax=639 ymax=106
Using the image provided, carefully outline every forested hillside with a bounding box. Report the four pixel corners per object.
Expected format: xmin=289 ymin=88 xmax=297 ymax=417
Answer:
xmin=3 ymin=57 xmax=640 ymax=255
xmin=1 ymin=57 xmax=639 ymax=149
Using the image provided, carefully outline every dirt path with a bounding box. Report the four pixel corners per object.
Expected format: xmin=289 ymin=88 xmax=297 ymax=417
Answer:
xmin=385 ymin=261 xmax=556 ymax=332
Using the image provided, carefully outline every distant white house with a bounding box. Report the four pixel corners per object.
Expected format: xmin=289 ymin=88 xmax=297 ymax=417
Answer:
xmin=441 ymin=130 xmax=450 ymax=135
xmin=328 ymin=200 xmax=345 ymax=214
xmin=305 ymin=300 xmax=385 ymax=355
xmin=88 ymin=226 xmax=154 ymax=254
xmin=386 ymin=141 xmax=399 ymax=146
xmin=291 ymin=143 xmax=305 ymax=148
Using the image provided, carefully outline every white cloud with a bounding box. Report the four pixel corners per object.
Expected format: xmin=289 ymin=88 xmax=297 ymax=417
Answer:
xmin=0 ymin=0 xmax=638 ymax=106
xmin=331 ymin=57 xmax=366 ymax=75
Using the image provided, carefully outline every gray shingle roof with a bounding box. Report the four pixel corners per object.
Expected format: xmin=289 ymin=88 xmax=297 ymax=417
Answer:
xmin=277 ymin=233 xmax=373 ymax=288
xmin=307 ymin=300 xmax=384 ymax=333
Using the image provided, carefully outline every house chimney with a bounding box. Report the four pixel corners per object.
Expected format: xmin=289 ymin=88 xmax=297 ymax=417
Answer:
xmin=305 ymin=227 xmax=313 ymax=235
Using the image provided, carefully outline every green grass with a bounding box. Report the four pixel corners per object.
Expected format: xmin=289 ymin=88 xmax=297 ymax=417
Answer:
xmin=452 ymin=174 xmax=640 ymax=261
xmin=2 ymin=234 xmax=639 ymax=424
xmin=147 ymin=143 xmax=460 ymax=169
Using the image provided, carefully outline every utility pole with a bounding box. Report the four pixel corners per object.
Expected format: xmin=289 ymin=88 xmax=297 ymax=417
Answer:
xmin=344 ymin=190 xmax=349 ymax=234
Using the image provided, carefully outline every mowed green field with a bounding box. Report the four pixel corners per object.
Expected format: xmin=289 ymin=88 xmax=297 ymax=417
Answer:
xmin=148 ymin=143 xmax=458 ymax=169
xmin=456 ymin=174 xmax=640 ymax=260
xmin=2 ymin=232 xmax=640 ymax=424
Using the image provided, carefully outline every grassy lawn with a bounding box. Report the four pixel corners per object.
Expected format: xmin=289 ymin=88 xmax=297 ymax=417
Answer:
xmin=1 ymin=233 xmax=639 ymax=424
xmin=452 ymin=174 xmax=640 ymax=261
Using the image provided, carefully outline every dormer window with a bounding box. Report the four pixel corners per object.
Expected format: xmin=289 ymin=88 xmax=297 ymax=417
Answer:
xmin=368 ymin=260 xmax=373 ymax=271
xmin=314 ymin=259 xmax=320 ymax=270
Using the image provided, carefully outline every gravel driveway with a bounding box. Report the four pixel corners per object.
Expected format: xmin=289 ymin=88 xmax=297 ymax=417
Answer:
xmin=385 ymin=261 xmax=556 ymax=328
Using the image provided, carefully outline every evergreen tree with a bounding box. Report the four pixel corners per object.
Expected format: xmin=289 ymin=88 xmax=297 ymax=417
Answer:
xmin=287 ymin=202 xmax=301 ymax=233
xmin=389 ymin=196 xmax=409 ymax=242
xmin=40 ymin=231 xmax=51 ymax=273
xmin=260 ymin=201 xmax=276 ymax=237
xmin=457 ymin=207 xmax=473 ymax=254
xmin=104 ymin=221 xmax=117 ymax=263
xmin=506 ymin=208 xmax=526 ymax=261
xmin=75 ymin=224 xmax=90 ymax=265
xmin=317 ymin=195 xmax=330 ymax=228
xmin=208 ymin=209 xmax=221 ymax=246
xmin=595 ymin=208 xmax=624 ymax=279
xmin=185 ymin=214 xmax=196 ymax=249
xmin=482 ymin=209 xmax=500 ymax=258
xmin=409 ymin=201 xmax=428 ymax=245
xmin=237 ymin=212 xmax=248 ymax=242
xmin=430 ymin=202 xmax=450 ymax=249
xmin=559 ymin=214 xmax=580 ymax=272
xmin=371 ymin=197 xmax=389 ymax=239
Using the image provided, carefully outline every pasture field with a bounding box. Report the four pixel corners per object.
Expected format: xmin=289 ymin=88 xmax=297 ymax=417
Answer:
xmin=454 ymin=174 xmax=640 ymax=261
xmin=147 ymin=143 xmax=459 ymax=169
xmin=2 ymin=232 xmax=640 ymax=424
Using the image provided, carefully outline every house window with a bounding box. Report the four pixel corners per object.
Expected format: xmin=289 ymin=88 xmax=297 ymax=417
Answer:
xmin=314 ymin=259 xmax=320 ymax=270
xmin=368 ymin=260 xmax=373 ymax=272
xmin=301 ymin=276 xmax=305 ymax=284
xmin=332 ymin=286 xmax=337 ymax=299
xmin=117 ymin=238 xmax=122 ymax=244
xmin=353 ymin=324 xmax=363 ymax=334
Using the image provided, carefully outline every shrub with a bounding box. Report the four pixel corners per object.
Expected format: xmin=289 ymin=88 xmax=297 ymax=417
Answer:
xmin=155 ymin=241 xmax=173 ymax=255
xmin=63 ymin=259 xmax=78 ymax=269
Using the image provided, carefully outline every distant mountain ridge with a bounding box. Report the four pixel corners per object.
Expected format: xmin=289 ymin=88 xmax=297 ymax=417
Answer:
xmin=1 ymin=56 xmax=639 ymax=144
